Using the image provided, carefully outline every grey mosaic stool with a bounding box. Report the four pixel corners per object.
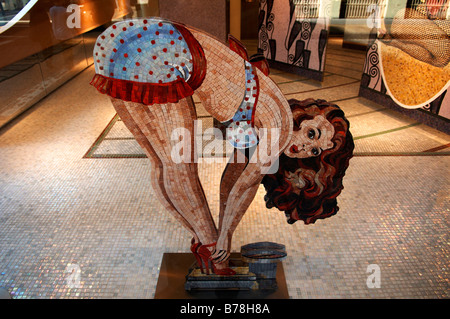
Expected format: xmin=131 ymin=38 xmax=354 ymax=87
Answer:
xmin=241 ymin=242 xmax=287 ymax=289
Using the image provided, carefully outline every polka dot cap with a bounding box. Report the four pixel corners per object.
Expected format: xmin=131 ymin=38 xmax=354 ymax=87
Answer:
xmin=223 ymin=61 xmax=259 ymax=149
xmin=93 ymin=18 xmax=193 ymax=84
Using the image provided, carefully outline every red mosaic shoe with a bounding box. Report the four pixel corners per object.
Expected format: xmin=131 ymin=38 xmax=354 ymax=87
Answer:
xmin=197 ymin=242 xmax=236 ymax=276
xmin=190 ymin=238 xmax=203 ymax=273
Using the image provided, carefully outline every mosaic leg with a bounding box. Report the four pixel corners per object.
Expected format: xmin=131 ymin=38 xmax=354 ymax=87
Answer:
xmin=213 ymin=75 xmax=294 ymax=262
xmin=114 ymin=98 xmax=218 ymax=245
xmin=110 ymin=97 xmax=209 ymax=244
xmin=218 ymin=149 xmax=249 ymax=251
xmin=213 ymin=158 xmax=267 ymax=263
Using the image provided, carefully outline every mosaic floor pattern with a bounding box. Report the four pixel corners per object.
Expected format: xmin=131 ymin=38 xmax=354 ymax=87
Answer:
xmin=0 ymin=38 xmax=448 ymax=299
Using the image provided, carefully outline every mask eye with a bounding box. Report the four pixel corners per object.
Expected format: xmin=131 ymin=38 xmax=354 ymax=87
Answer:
xmin=308 ymin=129 xmax=315 ymax=139
xmin=311 ymin=148 xmax=319 ymax=156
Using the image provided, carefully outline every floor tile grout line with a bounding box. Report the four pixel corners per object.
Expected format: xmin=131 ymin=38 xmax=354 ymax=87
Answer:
xmin=274 ymin=74 xmax=334 ymax=85
xmin=89 ymin=151 xmax=450 ymax=159
xmin=422 ymin=143 xmax=450 ymax=153
xmin=326 ymin=53 xmax=366 ymax=62
xmin=88 ymin=154 xmax=147 ymax=158
xmin=325 ymin=62 xmax=364 ymax=71
xmin=327 ymin=53 xmax=366 ymax=60
xmin=284 ymin=80 xmax=360 ymax=96
xmin=321 ymin=72 xmax=361 ymax=81
xmin=269 ymin=71 xmax=285 ymax=75
xmin=84 ymin=73 xmax=443 ymax=159
xmin=346 ymin=107 xmax=389 ymax=118
xmin=326 ymin=47 xmax=368 ymax=56
xmin=353 ymin=152 xmax=450 ymax=156
xmin=329 ymin=96 xmax=359 ymax=103
xmin=354 ymin=123 xmax=421 ymax=140
xmin=83 ymin=114 xmax=120 ymax=158
xmin=103 ymin=137 xmax=137 ymax=140
xmin=90 ymin=115 xmax=448 ymax=158
xmin=326 ymin=54 xmax=367 ymax=61
xmin=325 ymin=62 xmax=365 ymax=73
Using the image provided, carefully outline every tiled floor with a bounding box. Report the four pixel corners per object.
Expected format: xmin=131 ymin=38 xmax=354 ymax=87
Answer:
xmin=0 ymin=38 xmax=448 ymax=299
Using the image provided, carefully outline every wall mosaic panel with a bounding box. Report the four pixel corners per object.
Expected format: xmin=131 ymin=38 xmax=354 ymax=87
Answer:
xmin=258 ymin=0 xmax=331 ymax=81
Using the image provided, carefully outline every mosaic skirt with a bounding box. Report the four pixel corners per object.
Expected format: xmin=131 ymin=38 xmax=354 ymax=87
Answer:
xmin=90 ymin=18 xmax=206 ymax=105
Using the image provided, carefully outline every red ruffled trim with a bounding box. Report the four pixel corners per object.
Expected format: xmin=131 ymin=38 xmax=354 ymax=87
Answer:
xmin=90 ymin=74 xmax=195 ymax=105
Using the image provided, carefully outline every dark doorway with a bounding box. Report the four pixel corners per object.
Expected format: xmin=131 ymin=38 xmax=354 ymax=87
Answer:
xmin=241 ymin=0 xmax=260 ymax=39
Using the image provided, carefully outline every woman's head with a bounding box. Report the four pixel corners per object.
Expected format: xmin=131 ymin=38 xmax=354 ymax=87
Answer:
xmin=284 ymin=104 xmax=336 ymax=158
xmin=262 ymin=98 xmax=354 ymax=224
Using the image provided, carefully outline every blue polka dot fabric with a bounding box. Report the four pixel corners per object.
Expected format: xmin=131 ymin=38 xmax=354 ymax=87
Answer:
xmin=93 ymin=18 xmax=194 ymax=84
xmin=223 ymin=61 xmax=259 ymax=149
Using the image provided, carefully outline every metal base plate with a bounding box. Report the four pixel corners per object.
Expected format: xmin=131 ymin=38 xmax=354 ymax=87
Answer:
xmin=154 ymin=253 xmax=289 ymax=299
xmin=185 ymin=265 xmax=258 ymax=291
